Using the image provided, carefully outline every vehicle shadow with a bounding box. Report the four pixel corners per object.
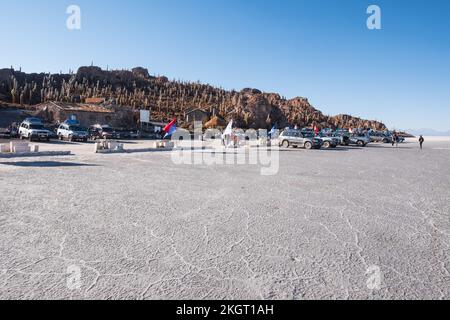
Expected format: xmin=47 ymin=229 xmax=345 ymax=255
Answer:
xmin=367 ymin=144 xmax=417 ymax=150
xmin=0 ymin=161 xmax=97 ymax=168
xmin=44 ymin=140 xmax=95 ymax=145
xmin=279 ymin=147 xmax=355 ymax=152
xmin=316 ymin=147 xmax=353 ymax=152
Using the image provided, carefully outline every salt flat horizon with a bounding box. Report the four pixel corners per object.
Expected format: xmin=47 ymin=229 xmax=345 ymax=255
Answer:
xmin=406 ymin=136 xmax=450 ymax=143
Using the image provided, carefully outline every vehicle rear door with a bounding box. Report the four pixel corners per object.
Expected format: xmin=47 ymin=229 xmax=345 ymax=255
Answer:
xmin=20 ymin=123 xmax=28 ymax=137
xmin=294 ymin=131 xmax=304 ymax=145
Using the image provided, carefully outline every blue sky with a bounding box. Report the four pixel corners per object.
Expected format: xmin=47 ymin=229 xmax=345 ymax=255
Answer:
xmin=1 ymin=0 xmax=449 ymax=130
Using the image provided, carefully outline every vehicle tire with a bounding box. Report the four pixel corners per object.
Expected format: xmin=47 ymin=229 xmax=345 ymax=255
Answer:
xmin=357 ymin=140 xmax=365 ymax=147
xmin=282 ymin=140 xmax=290 ymax=148
xmin=304 ymin=142 xmax=312 ymax=150
xmin=323 ymin=141 xmax=331 ymax=149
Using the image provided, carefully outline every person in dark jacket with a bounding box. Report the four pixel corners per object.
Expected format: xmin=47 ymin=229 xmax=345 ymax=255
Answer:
xmin=391 ymin=133 xmax=397 ymax=147
xmin=419 ymin=135 xmax=425 ymax=150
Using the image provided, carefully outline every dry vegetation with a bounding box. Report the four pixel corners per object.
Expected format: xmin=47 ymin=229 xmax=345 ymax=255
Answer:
xmin=0 ymin=66 xmax=386 ymax=130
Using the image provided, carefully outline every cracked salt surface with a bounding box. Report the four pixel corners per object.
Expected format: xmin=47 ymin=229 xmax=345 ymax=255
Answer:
xmin=0 ymin=138 xmax=449 ymax=299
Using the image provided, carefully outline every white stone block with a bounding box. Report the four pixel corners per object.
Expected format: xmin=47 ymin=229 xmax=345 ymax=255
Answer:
xmin=10 ymin=141 xmax=29 ymax=150
xmin=108 ymin=142 xmax=119 ymax=150
xmin=13 ymin=145 xmax=31 ymax=153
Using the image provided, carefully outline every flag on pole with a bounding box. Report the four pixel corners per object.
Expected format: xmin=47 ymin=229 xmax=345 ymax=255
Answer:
xmin=314 ymin=125 xmax=319 ymax=135
xmin=163 ymin=118 xmax=177 ymax=138
xmin=269 ymin=125 xmax=277 ymax=137
xmin=222 ymin=120 xmax=233 ymax=138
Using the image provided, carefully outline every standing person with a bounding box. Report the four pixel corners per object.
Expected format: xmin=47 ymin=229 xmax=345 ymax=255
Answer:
xmin=419 ymin=135 xmax=425 ymax=150
xmin=391 ymin=133 xmax=396 ymax=147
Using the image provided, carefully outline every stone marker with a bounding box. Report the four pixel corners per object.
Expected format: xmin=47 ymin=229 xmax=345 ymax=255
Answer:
xmin=13 ymin=145 xmax=31 ymax=153
xmin=0 ymin=144 xmax=11 ymax=153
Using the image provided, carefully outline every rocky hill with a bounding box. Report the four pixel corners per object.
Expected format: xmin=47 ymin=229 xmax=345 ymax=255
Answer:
xmin=0 ymin=66 xmax=386 ymax=130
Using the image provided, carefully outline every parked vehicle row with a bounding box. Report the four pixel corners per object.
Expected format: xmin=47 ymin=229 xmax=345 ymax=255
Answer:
xmin=14 ymin=118 xmax=140 ymax=142
xmin=278 ymin=128 xmax=372 ymax=150
xmin=10 ymin=118 xmax=404 ymax=150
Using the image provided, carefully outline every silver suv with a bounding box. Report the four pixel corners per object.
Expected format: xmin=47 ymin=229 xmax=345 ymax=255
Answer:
xmin=349 ymin=133 xmax=371 ymax=147
xmin=317 ymin=134 xmax=340 ymax=149
xmin=279 ymin=129 xmax=323 ymax=149
xmin=18 ymin=118 xmax=52 ymax=142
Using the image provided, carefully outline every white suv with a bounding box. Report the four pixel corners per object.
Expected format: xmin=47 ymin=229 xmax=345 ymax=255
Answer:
xmin=57 ymin=122 xmax=89 ymax=142
xmin=18 ymin=118 xmax=52 ymax=142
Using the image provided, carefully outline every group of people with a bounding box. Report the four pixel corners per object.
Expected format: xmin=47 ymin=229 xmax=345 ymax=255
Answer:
xmin=391 ymin=132 xmax=425 ymax=150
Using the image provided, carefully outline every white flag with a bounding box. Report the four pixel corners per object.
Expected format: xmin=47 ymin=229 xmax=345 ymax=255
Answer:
xmin=222 ymin=120 xmax=233 ymax=137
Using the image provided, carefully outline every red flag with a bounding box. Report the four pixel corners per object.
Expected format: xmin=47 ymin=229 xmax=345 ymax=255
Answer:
xmin=163 ymin=118 xmax=177 ymax=134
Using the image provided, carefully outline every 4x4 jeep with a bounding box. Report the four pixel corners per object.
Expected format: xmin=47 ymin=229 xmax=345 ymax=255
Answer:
xmin=279 ymin=129 xmax=323 ymax=149
xmin=349 ymin=133 xmax=370 ymax=147
xmin=89 ymin=124 xmax=118 ymax=140
xmin=18 ymin=118 xmax=52 ymax=142
xmin=317 ymin=134 xmax=340 ymax=149
xmin=369 ymin=132 xmax=392 ymax=144
xmin=57 ymin=121 xmax=89 ymax=142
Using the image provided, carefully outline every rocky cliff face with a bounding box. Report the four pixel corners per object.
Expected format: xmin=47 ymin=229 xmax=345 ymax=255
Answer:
xmin=0 ymin=66 xmax=386 ymax=130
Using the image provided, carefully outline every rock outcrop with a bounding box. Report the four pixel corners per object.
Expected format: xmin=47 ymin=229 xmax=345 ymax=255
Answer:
xmin=0 ymin=66 xmax=387 ymax=130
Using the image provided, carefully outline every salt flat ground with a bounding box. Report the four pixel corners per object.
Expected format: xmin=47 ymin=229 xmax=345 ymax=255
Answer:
xmin=0 ymin=137 xmax=449 ymax=300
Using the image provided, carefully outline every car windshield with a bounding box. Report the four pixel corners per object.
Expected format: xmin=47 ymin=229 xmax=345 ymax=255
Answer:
xmin=69 ymin=126 xmax=87 ymax=131
xmin=29 ymin=124 xmax=44 ymax=130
